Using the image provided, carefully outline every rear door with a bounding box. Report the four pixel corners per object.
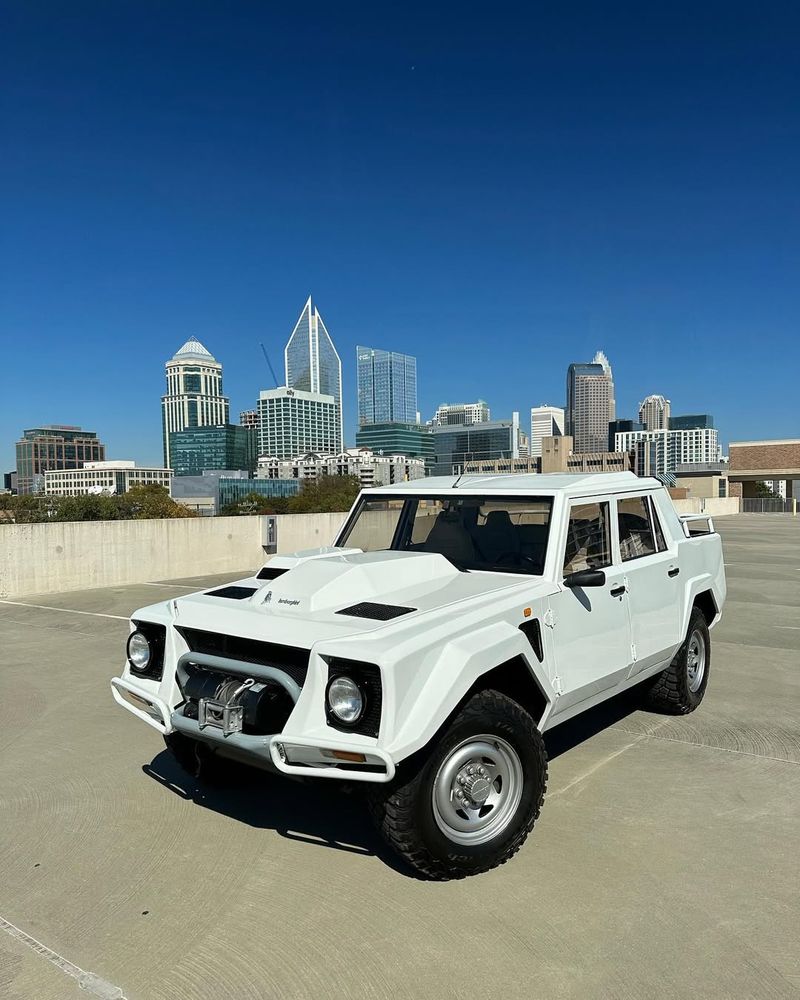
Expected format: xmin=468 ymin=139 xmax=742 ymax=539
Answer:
xmin=616 ymin=493 xmax=682 ymax=675
xmin=548 ymin=497 xmax=633 ymax=716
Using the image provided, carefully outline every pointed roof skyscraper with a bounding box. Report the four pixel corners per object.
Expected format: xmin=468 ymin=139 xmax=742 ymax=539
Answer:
xmin=284 ymin=296 xmax=343 ymax=449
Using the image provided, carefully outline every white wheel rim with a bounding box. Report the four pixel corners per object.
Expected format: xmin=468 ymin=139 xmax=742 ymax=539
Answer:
xmin=686 ymin=629 xmax=706 ymax=693
xmin=432 ymin=735 xmax=523 ymax=846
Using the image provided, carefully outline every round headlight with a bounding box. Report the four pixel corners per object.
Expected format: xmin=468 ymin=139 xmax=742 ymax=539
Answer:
xmin=127 ymin=631 xmax=151 ymax=672
xmin=327 ymin=676 xmax=364 ymax=724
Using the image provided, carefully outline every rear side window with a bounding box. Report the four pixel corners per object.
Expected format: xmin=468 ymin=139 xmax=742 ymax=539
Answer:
xmin=617 ymin=496 xmax=657 ymax=561
xmin=563 ymin=502 xmax=611 ymax=575
xmin=649 ymin=496 xmax=667 ymax=552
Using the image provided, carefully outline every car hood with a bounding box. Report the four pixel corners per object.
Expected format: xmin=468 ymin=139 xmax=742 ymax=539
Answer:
xmin=149 ymin=550 xmax=553 ymax=649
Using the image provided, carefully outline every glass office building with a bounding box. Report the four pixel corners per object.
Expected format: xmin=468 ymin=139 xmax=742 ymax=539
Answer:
xmin=169 ymin=424 xmax=257 ymax=477
xmin=15 ymin=425 xmax=106 ymax=494
xmin=430 ymin=416 xmax=522 ymax=476
xmin=357 ymin=346 xmax=417 ymax=425
xmin=218 ymin=477 xmax=301 ymax=508
xmin=284 ymin=297 xmax=343 ymax=450
xmin=354 ymin=422 xmax=435 ymax=471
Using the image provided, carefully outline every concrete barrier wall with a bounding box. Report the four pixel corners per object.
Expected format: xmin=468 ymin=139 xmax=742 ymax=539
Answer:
xmin=0 ymin=512 xmax=349 ymax=599
xmin=671 ymin=497 xmax=741 ymax=517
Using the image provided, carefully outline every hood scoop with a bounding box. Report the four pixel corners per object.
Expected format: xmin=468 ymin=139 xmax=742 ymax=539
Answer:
xmin=256 ymin=550 xmax=460 ymax=615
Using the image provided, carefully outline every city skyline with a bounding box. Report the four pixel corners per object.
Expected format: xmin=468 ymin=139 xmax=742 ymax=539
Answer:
xmin=3 ymin=6 xmax=798 ymax=472
xmin=5 ymin=320 xmax=733 ymax=475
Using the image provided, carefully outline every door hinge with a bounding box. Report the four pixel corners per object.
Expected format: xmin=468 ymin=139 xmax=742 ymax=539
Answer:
xmin=631 ymin=643 xmax=638 ymax=662
xmin=552 ymin=675 xmax=563 ymax=696
xmin=543 ymin=608 xmax=555 ymax=628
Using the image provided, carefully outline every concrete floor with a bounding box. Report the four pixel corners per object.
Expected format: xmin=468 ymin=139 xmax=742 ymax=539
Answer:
xmin=0 ymin=514 xmax=798 ymax=1000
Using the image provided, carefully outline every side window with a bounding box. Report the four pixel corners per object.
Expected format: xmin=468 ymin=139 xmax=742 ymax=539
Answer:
xmin=649 ymin=496 xmax=667 ymax=552
xmin=563 ymin=502 xmax=611 ymax=575
xmin=617 ymin=496 xmax=657 ymax=561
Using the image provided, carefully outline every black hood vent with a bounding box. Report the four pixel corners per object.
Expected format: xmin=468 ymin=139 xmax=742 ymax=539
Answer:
xmin=336 ymin=602 xmax=416 ymax=621
xmin=257 ymin=565 xmax=290 ymax=581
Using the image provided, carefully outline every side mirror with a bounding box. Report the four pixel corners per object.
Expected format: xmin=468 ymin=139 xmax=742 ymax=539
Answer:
xmin=563 ymin=568 xmax=606 ymax=588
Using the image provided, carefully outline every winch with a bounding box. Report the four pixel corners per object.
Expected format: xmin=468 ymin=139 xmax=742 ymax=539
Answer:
xmin=181 ymin=666 xmax=295 ymax=736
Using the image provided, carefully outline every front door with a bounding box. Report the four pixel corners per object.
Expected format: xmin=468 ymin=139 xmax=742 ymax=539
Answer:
xmin=549 ymin=498 xmax=633 ymax=717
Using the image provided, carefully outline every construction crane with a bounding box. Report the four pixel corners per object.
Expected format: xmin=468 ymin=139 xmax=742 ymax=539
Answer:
xmin=260 ymin=343 xmax=280 ymax=388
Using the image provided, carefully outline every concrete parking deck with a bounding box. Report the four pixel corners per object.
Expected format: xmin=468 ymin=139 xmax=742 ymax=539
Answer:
xmin=1 ymin=515 xmax=798 ymax=999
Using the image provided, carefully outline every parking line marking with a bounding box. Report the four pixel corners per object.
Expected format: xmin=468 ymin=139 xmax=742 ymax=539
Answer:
xmin=0 ymin=600 xmax=127 ymax=621
xmin=0 ymin=916 xmax=126 ymax=998
xmin=775 ymin=626 xmax=800 ymax=630
xmin=140 ymin=582 xmax=196 ymax=588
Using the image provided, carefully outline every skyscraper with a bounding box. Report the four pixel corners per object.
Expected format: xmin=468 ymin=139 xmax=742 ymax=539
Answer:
xmin=530 ymin=405 xmax=565 ymax=458
xmin=566 ymin=351 xmax=615 ymax=453
xmin=161 ymin=338 xmax=229 ymax=468
xmin=357 ymin=346 xmax=417 ymax=425
xmin=285 ymin=297 xmax=343 ymax=450
xmin=639 ymin=394 xmax=671 ymax=431
xmin=258 ymin=387 xmax=339 ymax=460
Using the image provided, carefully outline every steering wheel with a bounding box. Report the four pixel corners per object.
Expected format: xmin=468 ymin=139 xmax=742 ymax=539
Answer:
xmin=494 ymin=551 xmax=538 ymax=568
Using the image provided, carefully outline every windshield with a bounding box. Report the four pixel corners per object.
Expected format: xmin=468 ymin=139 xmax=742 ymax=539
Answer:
xmin=338 ymin=495 xmax=552 ymax=575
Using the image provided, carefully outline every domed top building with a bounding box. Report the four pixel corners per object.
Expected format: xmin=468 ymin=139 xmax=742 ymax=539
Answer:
xmin=161 ymin=338 xmax=229 ymax=468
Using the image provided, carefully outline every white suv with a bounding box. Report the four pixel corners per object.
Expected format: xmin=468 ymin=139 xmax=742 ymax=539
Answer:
xmin=112 ymin=472 xmax=726 ymax=879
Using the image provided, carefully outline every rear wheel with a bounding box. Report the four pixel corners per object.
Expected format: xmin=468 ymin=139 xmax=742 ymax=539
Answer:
xmin=369 ymin=689 xmax=547 ymax=880
xmin=643 ymin=606 xmax=710 ymax=714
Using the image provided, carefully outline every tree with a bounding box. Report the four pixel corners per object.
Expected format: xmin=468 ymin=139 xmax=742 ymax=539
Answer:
xmin=287 ymin=474 xmax=362 ymax=514
xmin=754 ymin=481 xmax=780 ymax=499
xmin=117 ymin=484 xmax=197 ymax=519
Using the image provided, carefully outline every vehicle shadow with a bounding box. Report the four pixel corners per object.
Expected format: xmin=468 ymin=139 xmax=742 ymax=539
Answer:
xmin=143 ymin=688 xmax=643 ymax=878
xmin=142 ymin=751 xmax=414 ymax=877
xmin=543 ymin=688 xmax=642 ymax=761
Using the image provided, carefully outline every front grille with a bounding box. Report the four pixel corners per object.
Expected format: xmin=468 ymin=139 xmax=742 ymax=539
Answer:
xmin=176 ymin=626 xmax=310 ymax=686
xmin=336 ymin=602 xmax=415 ymax=621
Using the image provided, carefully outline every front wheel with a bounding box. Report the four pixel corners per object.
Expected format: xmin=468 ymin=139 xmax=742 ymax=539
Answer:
xmin=369 ymin=690 xmax=547 ymax=880
xmin=643 ymin=606 xmax=710 ymax=714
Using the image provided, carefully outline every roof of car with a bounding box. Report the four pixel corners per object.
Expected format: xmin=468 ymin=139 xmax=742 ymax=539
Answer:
xmin=366 ymin=471 xmax=664 ymax=498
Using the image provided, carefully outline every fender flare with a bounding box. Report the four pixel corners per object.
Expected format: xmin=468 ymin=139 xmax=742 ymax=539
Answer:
xmin=385 ymin=620 xmax=555 ymax=764
xmin=679 ymin=573 xmax=718 ymax=635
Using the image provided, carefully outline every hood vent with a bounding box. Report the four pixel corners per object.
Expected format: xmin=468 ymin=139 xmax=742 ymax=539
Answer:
xmin=205 ymin=585 xmax=258 ymax=600
xmin=336 ymin=602 xmax=416 ymax=621
xmin=257 ymin=566 xmax=290 ymax=581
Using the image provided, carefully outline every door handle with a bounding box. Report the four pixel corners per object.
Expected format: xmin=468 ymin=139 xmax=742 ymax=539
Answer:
xmin=610 ymin=584 xmax=626 ymax=597
xmin=668 ymin=567 xmax=680 ymax=578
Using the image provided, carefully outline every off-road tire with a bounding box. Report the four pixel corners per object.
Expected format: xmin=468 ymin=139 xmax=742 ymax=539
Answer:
xmin=643 ymin=606 xmax=710 ymax=714
xmin=163 ymin=732 xmax=231 ymax=783
xmin=368 ymin=689 xmax=547 ymax=880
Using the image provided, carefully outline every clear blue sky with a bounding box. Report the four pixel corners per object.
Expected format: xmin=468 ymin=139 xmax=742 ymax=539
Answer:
xmin=2 ymin=1 xmax=799 ymax=470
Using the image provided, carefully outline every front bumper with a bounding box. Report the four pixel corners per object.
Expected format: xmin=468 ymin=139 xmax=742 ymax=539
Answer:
xmin=110 ymin=675 xmax=395 ymax=783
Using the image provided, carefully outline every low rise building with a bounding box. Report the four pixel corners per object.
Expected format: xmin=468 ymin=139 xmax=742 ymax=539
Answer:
xmin=44 ymin=461 xmax=171 ymax=497
xmin=256 ymin=449 xmax=426 ymax=488
xmin=462 ymin=436 xmax=632 ymax=476
xmin=673 ymin=462 xmax=730 ymax=499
